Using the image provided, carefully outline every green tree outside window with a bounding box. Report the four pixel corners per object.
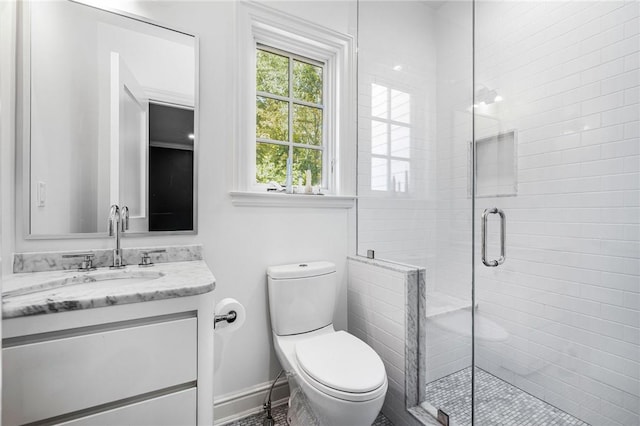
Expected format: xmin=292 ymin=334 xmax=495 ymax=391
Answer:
xmin=256 ymin=47 xmax=324 ymax=187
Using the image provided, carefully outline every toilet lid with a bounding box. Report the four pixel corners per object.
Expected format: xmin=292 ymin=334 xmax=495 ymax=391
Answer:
xmin=295 ymin=331 xmax=386 ymax=393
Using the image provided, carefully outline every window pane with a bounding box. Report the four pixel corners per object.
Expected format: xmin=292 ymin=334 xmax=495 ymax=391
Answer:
xmin=391 ymin=160 xmax=409 ymax=192
xmin=256 ymin=49 xmax=289 ymax=97
xmin=256 ymin=96 xmax=288 ymax=142
xmin=391 ymin=125 xmax=410 ymax=158
xmin=371 ymin=157 xmax=388 ymax=191
xmin=390 ymin=89 xmax=410 ymax=123
xmin=293 ymin=104 xmax=322 ymax=146
xmin=256 ymin=142 xmax=289 ymax=184
xmin=371 ymin=83 xmax=388 ymax=119
xmin=293 ymin=60 xmax=323 ymax=104
xmin=371 ymin=120 xmax=388 ymax=155
xmin=293 ymin=147 xmax=322 ymax=186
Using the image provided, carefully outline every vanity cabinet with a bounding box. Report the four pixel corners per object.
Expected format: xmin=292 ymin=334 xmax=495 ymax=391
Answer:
xmin=2 ymin=292 xmax=214 ymax=426
xmin=59 ymin=389 xmax=197 ymax=426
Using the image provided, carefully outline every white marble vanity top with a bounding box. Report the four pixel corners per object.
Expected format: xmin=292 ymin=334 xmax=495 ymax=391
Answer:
xmin=2 ymin=260 xmax=215 ymax=319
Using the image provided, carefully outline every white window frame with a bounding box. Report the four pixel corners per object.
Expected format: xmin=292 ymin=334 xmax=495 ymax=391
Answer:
xmin=255 ymin=44 xmax=327 ymax=188
xmin=234 ymin=1 xmax=355 ymax=200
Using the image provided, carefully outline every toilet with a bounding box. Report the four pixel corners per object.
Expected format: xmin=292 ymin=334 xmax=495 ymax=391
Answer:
xmin=267 ymin=261 xmax=388 ymax=426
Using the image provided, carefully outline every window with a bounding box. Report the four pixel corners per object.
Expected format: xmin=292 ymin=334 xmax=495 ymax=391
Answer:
xmin=233 ymin=2 xmax=355 ymax=203
xmin=255 ymin=46 xmax=325 ymax=188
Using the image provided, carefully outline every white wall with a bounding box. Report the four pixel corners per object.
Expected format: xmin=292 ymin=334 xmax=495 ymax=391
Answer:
xmin=4 ymin=0 xmax=356 ymax=419
xmin=29 ymin=1 xmax=100 ymax=234
xmin=1 ymin=0 xmax=19 ymax=420
xmin=1 ymin=0 xmax=17 ymax=279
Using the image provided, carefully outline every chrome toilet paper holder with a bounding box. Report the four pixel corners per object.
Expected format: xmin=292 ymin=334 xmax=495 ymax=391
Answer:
xmin=214 ymin=310 xmax=237 ymax=328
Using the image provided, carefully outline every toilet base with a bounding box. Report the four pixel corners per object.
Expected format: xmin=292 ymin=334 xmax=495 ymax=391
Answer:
xmin=287 ymin=377 xmax=320 ymax=426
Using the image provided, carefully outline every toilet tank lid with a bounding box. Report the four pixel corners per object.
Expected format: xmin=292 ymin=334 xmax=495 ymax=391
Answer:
xmin=267 ymin=261 xmax=336 ymax=279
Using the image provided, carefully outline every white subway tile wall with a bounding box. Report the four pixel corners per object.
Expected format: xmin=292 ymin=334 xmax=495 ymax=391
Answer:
xmin=347 ymin=258 xmax=426 ymax=426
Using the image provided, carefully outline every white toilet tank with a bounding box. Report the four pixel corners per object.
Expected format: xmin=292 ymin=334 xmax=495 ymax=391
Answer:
xmin=267 ymin=261 xmax=336 ymax=336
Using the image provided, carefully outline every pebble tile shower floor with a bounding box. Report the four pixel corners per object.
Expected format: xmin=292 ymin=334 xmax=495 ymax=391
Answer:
xmin=225 ymin=404 xmax=394 ymax=426
xmin=425 ymin=367 xmax=590 ymax=426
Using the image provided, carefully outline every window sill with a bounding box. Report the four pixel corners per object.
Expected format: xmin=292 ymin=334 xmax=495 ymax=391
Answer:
xmin=229 ymin=191 xmax=356 ymax=208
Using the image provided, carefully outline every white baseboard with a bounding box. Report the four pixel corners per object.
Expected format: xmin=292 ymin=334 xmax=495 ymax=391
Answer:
xmin=214 ymin=377 xmax=290 ymax=425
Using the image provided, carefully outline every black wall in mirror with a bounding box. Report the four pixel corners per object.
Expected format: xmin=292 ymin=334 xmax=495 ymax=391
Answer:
xmin=148 ymin=103 xmax=194 ymax=231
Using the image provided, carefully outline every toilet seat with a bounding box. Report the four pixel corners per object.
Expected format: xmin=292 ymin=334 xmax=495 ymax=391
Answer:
xmin=295 ymin=331 xmax=387 ymax=402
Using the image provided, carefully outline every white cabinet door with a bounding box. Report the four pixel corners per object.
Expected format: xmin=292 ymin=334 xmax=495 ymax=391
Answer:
xmin=59 ymin=388 xmax=197 ymax=426
xmin=3 ymin=317 xmax=196 ymax=425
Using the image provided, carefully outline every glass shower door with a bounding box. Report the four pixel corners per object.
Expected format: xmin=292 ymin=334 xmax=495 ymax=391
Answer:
xmin=418 ymin=1 xmax=475 ymax=425
xmin=473 ymin=1 xmax=640 ymax=425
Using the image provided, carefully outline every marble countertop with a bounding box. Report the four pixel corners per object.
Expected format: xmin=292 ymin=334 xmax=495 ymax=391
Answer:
xmin=2 ymin=260 xmax=215 ymax=319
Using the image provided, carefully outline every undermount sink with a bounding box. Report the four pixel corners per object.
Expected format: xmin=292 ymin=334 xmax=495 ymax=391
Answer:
xmin=4 ymin=270 xmax=164 ymax=298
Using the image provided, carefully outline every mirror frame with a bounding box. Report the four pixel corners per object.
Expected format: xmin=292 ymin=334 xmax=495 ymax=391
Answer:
xmin=18 ymin=0 xmax=200 ymax=239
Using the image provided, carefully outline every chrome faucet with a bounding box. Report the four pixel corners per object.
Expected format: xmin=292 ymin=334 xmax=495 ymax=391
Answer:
xmin=108 ymin=205 xmax=129 ymax=268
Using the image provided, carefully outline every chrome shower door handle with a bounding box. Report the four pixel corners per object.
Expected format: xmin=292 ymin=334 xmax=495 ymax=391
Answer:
xmin=481 ymin=207 xmax=506 ymax=267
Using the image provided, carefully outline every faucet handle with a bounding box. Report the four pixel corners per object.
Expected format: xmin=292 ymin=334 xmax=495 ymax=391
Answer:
xmin=62 ymin=253 xmax=96 ymax=271
xmin=139 ymin=252 xmax=153 ymax=267
xmin=146 ymin=249 xmax=166 ymax=254
xmin=81 ymin=254 xmax=95 ymax=271
xmin=138 ymin=249 xmax=166 ymax=267
xmin=120 ymin=206 xmax=130 ymax=232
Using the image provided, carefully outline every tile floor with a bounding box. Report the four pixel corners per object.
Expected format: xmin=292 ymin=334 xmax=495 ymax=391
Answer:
xmin=424 ymin=367 xmax=590 ymax=426
xmin=225 ymin=403 xmax=394 ymax=426
xmin=228 ymin=367 xmax=589 ymax=426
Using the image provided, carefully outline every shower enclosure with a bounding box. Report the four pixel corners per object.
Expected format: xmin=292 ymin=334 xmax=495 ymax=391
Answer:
xmin=356 ymin=1 xmax=639 ymax=425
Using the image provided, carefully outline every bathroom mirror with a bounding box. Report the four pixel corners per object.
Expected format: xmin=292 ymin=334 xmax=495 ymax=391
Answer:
xmin=22 ymin=0 xmax=198 ymax=238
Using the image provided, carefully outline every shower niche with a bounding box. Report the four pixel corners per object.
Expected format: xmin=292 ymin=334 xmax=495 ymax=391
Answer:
xmin=469 ymin=130 xmax=517 ymax=198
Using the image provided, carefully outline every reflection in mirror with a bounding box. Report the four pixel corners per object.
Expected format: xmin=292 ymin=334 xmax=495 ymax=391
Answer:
xmin=370 ymin=83 xmax=411 ymax=193
xmin=26 ymin=0 xmax=197 ymax=237
xmin=148 ymin=103 xmax=194 ymax=231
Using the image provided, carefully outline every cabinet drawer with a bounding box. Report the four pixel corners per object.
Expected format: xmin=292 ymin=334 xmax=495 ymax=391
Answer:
xmin=59 ymin=388 xmax=197 ymax=426
xmin=3 ymin=317 xmax=197 ymax=425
